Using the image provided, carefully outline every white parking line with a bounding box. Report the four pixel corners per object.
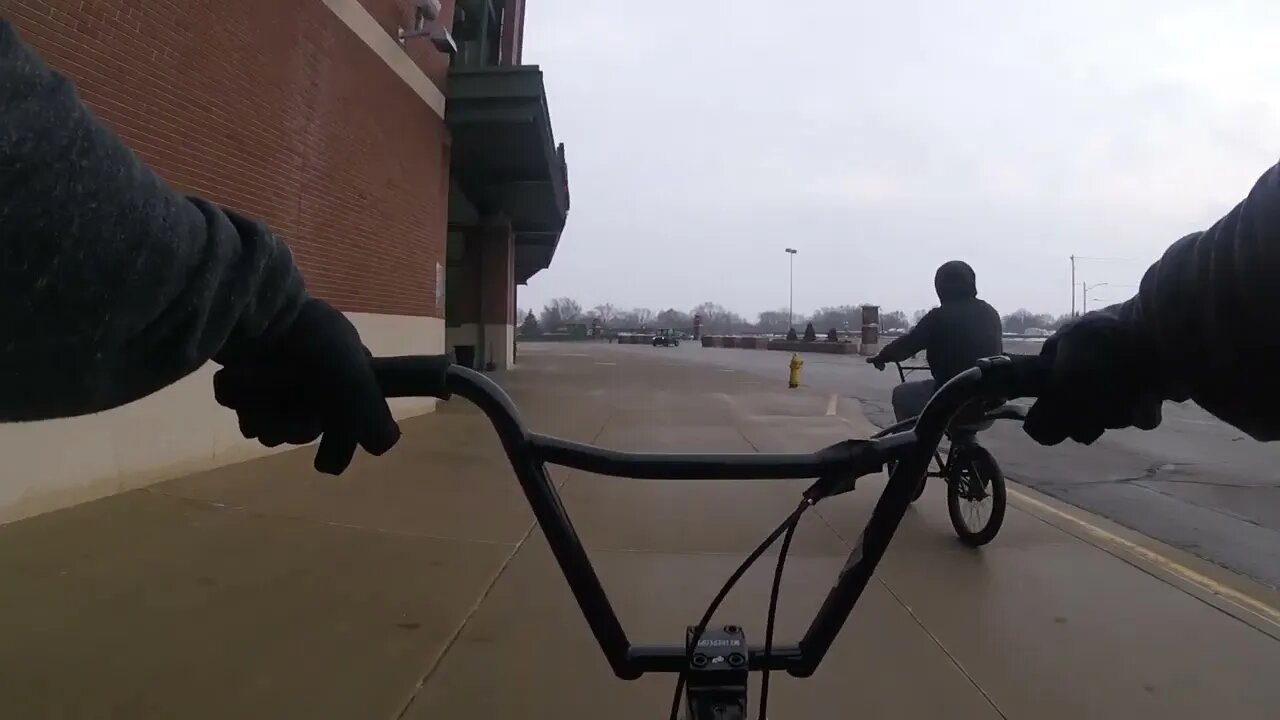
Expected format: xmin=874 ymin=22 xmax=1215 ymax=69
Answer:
xmin=825 ymin=395 xmax=838 ymax=416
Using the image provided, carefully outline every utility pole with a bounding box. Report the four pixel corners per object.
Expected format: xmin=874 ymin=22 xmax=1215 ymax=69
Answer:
xmin=785 ymin=247 xmax=798 ymax=328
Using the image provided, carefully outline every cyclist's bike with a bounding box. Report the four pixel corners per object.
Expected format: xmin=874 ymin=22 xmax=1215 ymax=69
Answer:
xmin=371 ymin=354 xmax=1047 ymax=720
xmin=879 ymin=361 xmax=1030 ymax=546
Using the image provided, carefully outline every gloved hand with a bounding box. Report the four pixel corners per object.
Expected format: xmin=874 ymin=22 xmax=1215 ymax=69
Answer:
xmin=212 ymin=298 xmax=401 ymax=474
xmin=866 ymin=355 xmax=886 ymax=371
xmin=1023 ymin=311 xmax=1164 ymax=445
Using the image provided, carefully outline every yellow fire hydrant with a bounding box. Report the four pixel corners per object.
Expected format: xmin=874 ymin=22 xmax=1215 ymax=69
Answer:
xmin=788 ymin=353 xmax=803 ymax=389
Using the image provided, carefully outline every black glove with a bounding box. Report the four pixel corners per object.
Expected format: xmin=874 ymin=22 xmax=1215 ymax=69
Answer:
xmin=1023 ymin=312 xmax=1164 ymax=445
xmin=866 ymin=355 xmax=886 ymax=371
xmin=212 ymin=298 xmax=401 ymax=474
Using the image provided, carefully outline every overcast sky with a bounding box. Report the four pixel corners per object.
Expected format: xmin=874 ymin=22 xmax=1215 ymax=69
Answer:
xmin=517 ymin=0 xmax=1279 ymax=319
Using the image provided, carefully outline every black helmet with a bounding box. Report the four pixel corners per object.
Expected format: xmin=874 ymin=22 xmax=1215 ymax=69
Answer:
xmin=934 ymin=261 xmax=977 ymax=302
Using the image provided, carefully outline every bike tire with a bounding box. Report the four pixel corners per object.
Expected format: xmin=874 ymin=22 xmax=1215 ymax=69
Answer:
xmin=946 ymin=446 xmax=1006 ymax=547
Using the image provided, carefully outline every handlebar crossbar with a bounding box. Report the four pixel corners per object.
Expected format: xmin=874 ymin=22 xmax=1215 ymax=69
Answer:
xmin=371 ymin=354 xmax=1048 ymax=681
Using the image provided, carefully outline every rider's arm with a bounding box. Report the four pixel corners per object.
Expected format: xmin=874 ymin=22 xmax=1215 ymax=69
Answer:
xmin=875 ymin=311 xmax=934 ymax=363
xmin=0 ymin=21 xmax=307 ymax=421
xmin=1109 ymin=158 xmax=1280 ymax=439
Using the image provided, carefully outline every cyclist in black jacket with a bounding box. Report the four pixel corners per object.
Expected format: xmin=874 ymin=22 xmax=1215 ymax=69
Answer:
xmin=867 ymin=261 xmax=1003 ymax=427
xmin=2 ymin=18 xmax=1279 ymax=459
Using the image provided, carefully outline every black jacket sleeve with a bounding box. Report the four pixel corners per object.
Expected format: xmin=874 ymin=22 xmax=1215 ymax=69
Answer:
xmin=0 ymin=21 xmax=307 ymax=421
xmin=877 ymin=310 xmax=934 ymax=363
xmin=1111 ymin=158 xmax=1280 ymax=440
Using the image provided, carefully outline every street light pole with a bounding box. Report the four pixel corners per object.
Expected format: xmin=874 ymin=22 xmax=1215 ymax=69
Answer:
xmin=1081 ymin=281 xmax=1109 ymax=314
xmin=1081 ymin=281 xmax=1131 ymax=314
xmin=1071 ymin=255 xmax=1134 ymax=317
xmin=785 ymin=248 xmax=798 ymax=328
xmin=1070 ymin=255 xmax=1076 ymax=317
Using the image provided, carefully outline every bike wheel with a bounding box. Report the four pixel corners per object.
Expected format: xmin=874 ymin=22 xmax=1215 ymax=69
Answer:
xmin=946 ymin=446 xmax=1006 ymax=547
xmin=886 ymin=461 xmax=928 ymax=504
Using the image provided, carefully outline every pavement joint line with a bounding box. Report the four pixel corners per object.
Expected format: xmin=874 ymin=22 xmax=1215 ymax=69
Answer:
xmin=809 ymin=506 xmax=1010 ymax=719
xmin=874 ymin=576 xmax=1011 ymax=720
xmin=1007 ymin=487 xmax=1280 ymax=631
xmin=395 ymin=405 xmax=613 ymax=719
xmin=393 ymin=524 xmax=529 ymax=720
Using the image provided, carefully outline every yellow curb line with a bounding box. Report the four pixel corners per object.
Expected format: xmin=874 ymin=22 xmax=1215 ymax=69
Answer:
xmin=1008 ymin=487 xmax=1280 ymax=630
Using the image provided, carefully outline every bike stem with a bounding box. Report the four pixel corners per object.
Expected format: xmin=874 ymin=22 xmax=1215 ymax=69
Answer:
xmin=685 ymin=625 xmax=749 ymax=720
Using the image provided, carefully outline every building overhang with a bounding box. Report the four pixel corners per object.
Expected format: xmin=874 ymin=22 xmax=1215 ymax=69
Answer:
xmin=446 ymin=65 xmax=569 ymax=284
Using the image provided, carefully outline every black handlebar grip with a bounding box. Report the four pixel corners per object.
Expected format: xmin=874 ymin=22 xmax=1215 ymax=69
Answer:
xmin=1001 ymin=353 xmax=1053 ymax=399
xmin=371 ymin=355 xmax=454 ymax=399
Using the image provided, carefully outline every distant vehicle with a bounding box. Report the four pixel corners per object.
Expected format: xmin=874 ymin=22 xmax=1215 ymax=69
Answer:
xmin=652 ymin=329 xmax=680 ymax=347
xmin=1023 ymin=327 xmax=1052 ymax=337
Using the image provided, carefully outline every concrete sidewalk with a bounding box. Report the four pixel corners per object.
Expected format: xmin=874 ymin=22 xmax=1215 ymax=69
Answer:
xmin=2 ymin=344 xmax=1279 ymax=719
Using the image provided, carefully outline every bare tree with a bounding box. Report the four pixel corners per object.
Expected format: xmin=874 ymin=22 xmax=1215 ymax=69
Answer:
xmin=691 ymin=302 xmax=747 ymax=333
xmin=540 ymin=297 xmax=582 ymax=330
xmin=1001 ymin=308 xmax=1056 ymax=334
xmin=880 ymin=310 xmax=909 ymax=331
xmin=808 ymin=305 xmax=861 ymax=333
xmin=656 ymin=308 xmax=692 ymax=328
xmin=755 ymin=308 xmax=791 ymax=334
xmin=593 ymin=303 xmax=618 ymax=325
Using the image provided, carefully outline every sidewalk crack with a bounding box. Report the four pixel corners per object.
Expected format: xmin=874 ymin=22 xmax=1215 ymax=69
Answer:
xmin=876 ymin=577 xmax=1011 ymax=720
xmin=392 ymin=405 xmax=615 ymax=719
xmin=392 ymin=525 xmax=530 ymax=720
xmin=809 ymin=511 xmax=1008 ymax=717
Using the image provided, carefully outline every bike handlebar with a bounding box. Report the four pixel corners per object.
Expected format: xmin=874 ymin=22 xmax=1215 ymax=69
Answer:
xmin=369 ymin=353 xmax=1049 ymax=679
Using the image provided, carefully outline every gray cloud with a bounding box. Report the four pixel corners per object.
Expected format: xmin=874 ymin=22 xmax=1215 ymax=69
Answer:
xmin=519 ymin=0 xmax=1280 ymax=319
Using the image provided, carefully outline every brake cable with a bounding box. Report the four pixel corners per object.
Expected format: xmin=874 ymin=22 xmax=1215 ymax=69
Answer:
xmin=667 ymin=500 xmax=811 ymax=720
xmin=758 ymin=515 xmax=799 ymax=720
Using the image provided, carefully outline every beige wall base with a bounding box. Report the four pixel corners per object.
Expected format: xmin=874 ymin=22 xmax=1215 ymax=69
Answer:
xmin=444 ymin=324 xmax=515 ymax=370
xmin=0 ymin=313 xmax=444 ymax=525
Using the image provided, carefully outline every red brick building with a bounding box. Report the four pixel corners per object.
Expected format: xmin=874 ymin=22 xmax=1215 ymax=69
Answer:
xmin=0 ymin=0 xmax=570 ymax=521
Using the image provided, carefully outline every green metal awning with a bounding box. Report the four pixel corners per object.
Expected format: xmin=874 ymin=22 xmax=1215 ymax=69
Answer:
xmin=446 ymin=65 xmax=570 ymax=283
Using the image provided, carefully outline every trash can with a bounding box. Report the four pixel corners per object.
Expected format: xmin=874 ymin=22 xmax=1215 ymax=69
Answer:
xmin=454 ymin=345 xmax=476 ymax=369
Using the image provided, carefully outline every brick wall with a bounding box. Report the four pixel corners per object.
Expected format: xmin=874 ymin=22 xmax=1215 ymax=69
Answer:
xmin=4 ymin=0 xmax=450 ymax=317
